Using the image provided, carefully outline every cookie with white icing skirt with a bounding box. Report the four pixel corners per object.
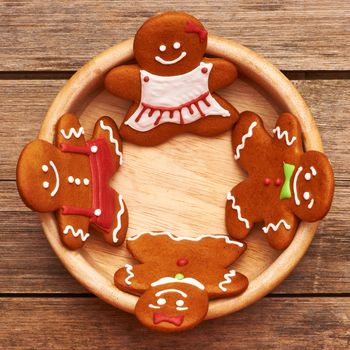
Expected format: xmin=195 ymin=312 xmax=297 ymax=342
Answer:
xmin=104 ymin=12 xmax=239 ymax=146
xmin=226 ymin=112 xmax=334 ymax=250
xmin=16 ymin=113 xmax=128 ymax=250
xmin=115 ymin=232 xmax=248 ymax=332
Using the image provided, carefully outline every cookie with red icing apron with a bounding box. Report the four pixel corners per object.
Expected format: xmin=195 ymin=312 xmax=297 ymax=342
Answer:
xmin=125 ymin=62 xmax=230 ymax=132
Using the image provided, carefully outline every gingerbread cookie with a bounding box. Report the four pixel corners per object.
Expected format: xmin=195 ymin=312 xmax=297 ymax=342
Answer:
xmin=225 ymin=112 xmax=334 ymax=250
xmin=115 ymin=232 xmax=248 ymax=332
xmin=17 ymin=113 xmax=128 ymax=250
xmin=105 ymin=11 xmax=239 ymax=146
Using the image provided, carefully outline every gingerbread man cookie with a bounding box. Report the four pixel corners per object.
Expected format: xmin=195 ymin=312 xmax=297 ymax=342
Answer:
xmin=115 ymin=232 xmax=248 ymax=332
xmin=225 ymin=112 xmax=334 ymax=250
xmin=105 ymin=12 xmax=239 ymax=146
xmin=17 ymin=113 xmax=128 ymax=250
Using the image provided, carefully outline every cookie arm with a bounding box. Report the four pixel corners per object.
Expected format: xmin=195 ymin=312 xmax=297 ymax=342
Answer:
xmin=104 ymin=64 xmax=141 ymax=102
xmin=56 ymin=113 xmax=86 ymax=147
xmin=204 ymin=57 xmax=238 ymax=91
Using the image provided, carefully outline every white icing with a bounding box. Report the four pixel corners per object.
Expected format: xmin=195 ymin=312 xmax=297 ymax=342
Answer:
xmin=157 ymin=298 xmax=166 ymax=305
xmin=226 ymin=192 xmax=250 ymax=229
xmin=125 ymin=62 xmax=230 ymax=132
xmin=262 ymin=220 xmax=291 ymax=234
xmin=155 ymin=288 xmax=188 ymax=298
xmin=60 ymin=127 xmax=84 ymax=140
xmin=159 ymin=44 xmax=166 ymax=52
xmin=49 ymin=160 xmax=59 ymax=197
xmin=303 ymin=192 xmax=310 ymax=200
xmin=234 ymin=121 xmax=257 ymax=160
xmin=176 ymin=299 xmax=184 ymax=307
xmin=83 ymin=178 xmax=89 ymax=185
xmin=68 ymin=176 xmax=74 ymax=184
xmin=308 ymin=198 xmax=315 ymax=209
xmin=112 ymin=194 xmax=125 ymax=243
xmin=128 ymin=231 xmax=244 ymax=247
xmin=272 ymin=126 xmax=297 ymax=146
xmin=63 ymin=225 xmax=90 ymax=241
xmin=293 ymin=166 xmax=303 ymax=205
xmin=305 ymin=173 xmax=311 ymax=181
xmin=311 ymin=166 xmax=317 ymax=176
xmin=152 ymin=277 xmax=205 ymax=291
xmin=124 ymin=264 xmax=134 ymax=285
xmin=218 ymin=270 xmax=236 ymax=292
xmin=99 ymin=120 xmax=123 ymax=165
xmin=155 ymin=51 xmax=187 ymax=65
xmin=176 ymin=306 xmax=189 ymax=311
xmin=90 ymin=145 xmax=98 ymax=153
xmin=94 ymin=209 xmax=101 ymax=217
xmin=74 ymin=178 xmax=81 ymax=185
xmin=148 ymin=304 xmax=160 ymax=309
xmin=42 ymin=181 xmax=49 ymax=189
xmin=173 ymin=42 xmax=181 ymax=49
xmin=42 ymin=165 xmax=48 ymax=172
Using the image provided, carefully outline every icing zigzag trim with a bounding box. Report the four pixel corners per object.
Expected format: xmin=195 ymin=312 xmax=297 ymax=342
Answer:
xmin=272 ymin=126 xmax=297 ymax=146
xmin=234 ymin=121 xmax=257 ymax=160
xmin=60 ymin=127 xmax=85 ymax=140
xmin=112 ymin=194 xmax=125 ymax=243
xmin=100 ymin=120 xmax=123 ymax=165
xmin=226 ymin=192 xmax=250 ymax=229
xmin=218 ymin=269 xmax=236 ymax=292
xmin=63 ymin=225 xmax=90 ymax=241
xmin=262 ymin=219 xmax=291 ymax=233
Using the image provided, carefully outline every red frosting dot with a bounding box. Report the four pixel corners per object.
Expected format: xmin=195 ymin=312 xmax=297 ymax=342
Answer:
xmin=201 ymin=67 xmax=208 ymax=74
xmin=143 ymin=76 xmax=149 ymax=82
xmin=275 ymin=178 xmax=282 ymax=186
xmin=264 ymin=178 xmax=271 ymax=186
xmin=177 ymin=258 xmax=188 ymax=267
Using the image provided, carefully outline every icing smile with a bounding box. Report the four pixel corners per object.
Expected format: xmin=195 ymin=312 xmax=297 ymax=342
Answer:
xmin=155 ymin=51 xmax=187 ymax=65
xmin=42 ymin=161 xmax=60 ymax=197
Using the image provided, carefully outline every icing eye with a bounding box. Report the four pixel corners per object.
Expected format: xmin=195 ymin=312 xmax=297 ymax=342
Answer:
xmin=68 ymin=176 xmax=74 ymax=184
xmin=173 ymin=42 xmax=181 ymax=49
xmin=42 ymin=165 xmax=48 ymax=173
xmin=159 ymin=45 xmax=166 ymax=52
xmin=157 ymin=298 xmax=166 ymax=306
xmin=42 ymin=181 xmax=49 ymax=189
xmin=303 ymin=192 xmax=310 ymax=200
xmin=305 ymin=173 xmax=311 ymax=181
xmin=176 ymin=299 xmax=184 ymax=307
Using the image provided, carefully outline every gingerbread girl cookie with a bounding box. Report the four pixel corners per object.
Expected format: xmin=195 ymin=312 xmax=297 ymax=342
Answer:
xmin=115 ymin=232 xmax=248 ymax=332
xmin=225 ymin=112 xmax=334 ymax=250
xmin=17 ymin=113 xmax=128 ymax=250
xmin=105 ymin=12 xmax=239 ymax=146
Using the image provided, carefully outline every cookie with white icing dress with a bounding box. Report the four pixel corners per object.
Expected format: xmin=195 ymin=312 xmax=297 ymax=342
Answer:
xmin=104 ymin=11 xmax=239 ymax=146
xmin=114 ymin=232 xmax=248 ymax=332
xmin=226 ymin=111 xmax=334 ymax=250
xmin=16 ymin=113 xmax=128 ymax=250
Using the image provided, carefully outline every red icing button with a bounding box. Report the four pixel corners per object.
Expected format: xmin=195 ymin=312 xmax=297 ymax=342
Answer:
xmin=275 ymin=178 xmax=282 ymax=186
xmin=143 ymin=76 xmax=149 ymax=82
xmin=201 ymin=67 xmax=208 ymax=74
xmin=177 ymin=258 xmax=188 ymax=267
xmin=264 ymin=178 xmax=271 ymax=186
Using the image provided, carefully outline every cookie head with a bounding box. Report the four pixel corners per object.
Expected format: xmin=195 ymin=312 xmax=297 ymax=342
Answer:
xmin=134 ymin=12 xmax=207 ymax=76
xmin=17 ymin=140 xmax=62 ymax=212
xmin=291 ymin=151 xmax=334 ymax=221
xmin=135 ymin=278 xmax=209 ymax=332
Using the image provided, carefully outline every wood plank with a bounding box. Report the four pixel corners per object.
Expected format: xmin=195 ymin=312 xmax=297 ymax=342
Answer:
xmin=0 ymin=297 xmax=348 ymax=349
xmin=0 ymin=1 xmax=349 ymax=71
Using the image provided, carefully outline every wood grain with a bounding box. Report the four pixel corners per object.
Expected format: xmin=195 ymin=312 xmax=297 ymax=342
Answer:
xmin=0 ymin=297 xmax=348 ymax=349
xmin=0 ymin=0 xmax=349 ymax=71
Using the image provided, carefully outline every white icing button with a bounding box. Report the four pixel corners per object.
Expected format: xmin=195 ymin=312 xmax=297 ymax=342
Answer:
xmin=159 ymin=44 xmax=166 ymax=52
xmin=94 ymin=209 xmax=101 ymax=217
xmin=90 ymin=145 xmax=98 ymax=153
xmin=173 ymin=42 xmax=181 ymax=49
xmin=157 ymin=297 xmax=166 ymax=306
xmin=42 ymin=165 xmax=49 ymax=172
xmin=303 ymin=192 xmax=310 ymax=200
xmin=176 ymin=299 xmax=184 ymax=307
xmin=305 ymin=173 xmax=311 ymax=180
xmin=83 ymin=178 xmax=90 ymax=186
xmin=75 ymin=178 xmax=81 ymax=185
xmin=42 ymin=181 xmax=49 ymax=189
xmin=68 ymin=176 xmax=74 ymax=184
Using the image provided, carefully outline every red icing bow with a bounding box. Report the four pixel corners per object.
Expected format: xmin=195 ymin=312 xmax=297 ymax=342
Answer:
xmin=184 ymin=21 xmax=208 ymax=42
xmin=153 ymin=313 xmax=185 ymax=327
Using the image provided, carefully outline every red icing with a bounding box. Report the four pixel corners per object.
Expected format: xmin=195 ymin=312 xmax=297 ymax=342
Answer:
xmin=275 ymin=178 xmax=282 ymax=186
xmin=60 ymin=137 xmax=117 ymax=231
xmin=264 ymin=178 xmax=271 ymax=186
xmin=184 ymin=20 xmax=208 ymax=43
xmin=153 ymin=313 xmax=184 ymax=327
xmin=143 ymin=76 xmax=149 ymax=82
xmin=177 ymin=258 xmax=188 ymax=267
xmin=201 ymin=67 xmax=208 ymax=74
xmin=135 ymin=91 xmax=210 ymax=126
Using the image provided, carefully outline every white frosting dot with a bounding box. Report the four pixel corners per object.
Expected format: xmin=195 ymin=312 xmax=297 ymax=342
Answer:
xmin=157 ymin=297 xmax=166 ymax=306
xmin=173 ymin=42 xmax=181 ymax=49
xmin=74 ymin=178 xmax=81 ymax=185
xmin=90 ymin=145 xmax=98 ymax=153
xmin=305 ymin=173 xmax=311 ymax=180
xmin=159 ymin=44 xmax=166 ymax=52
xmin=68 ymin=176 xmax=74 ymax=184
xmin=83 ymin=178 xmax=90 ymax=185
xmin=303 ymin=192 xmax=310 ymax=200
xmin=42 ymin=181 xmax=49 ymax=189
xmin=42 ymin=165 xmax=48 ymax=173
xmin=94 ymin=209 xmax=101 ymax=217
xmin=176 ymin=299 xmax=184 ymax=307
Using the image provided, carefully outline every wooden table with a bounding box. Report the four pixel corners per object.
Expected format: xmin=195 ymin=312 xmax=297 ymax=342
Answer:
xmin=1 ymin=1 xmax=349 ymax=348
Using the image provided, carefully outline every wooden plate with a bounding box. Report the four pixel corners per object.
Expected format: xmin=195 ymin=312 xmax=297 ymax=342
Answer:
xmin=38 ymin=36 xmax=322 ymax=320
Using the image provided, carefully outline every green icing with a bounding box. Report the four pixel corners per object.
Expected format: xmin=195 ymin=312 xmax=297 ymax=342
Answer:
xmin=174 ymin=273 xmax=185 ymax=280
xmin=280 ymin=163 xmax=295 ymax=200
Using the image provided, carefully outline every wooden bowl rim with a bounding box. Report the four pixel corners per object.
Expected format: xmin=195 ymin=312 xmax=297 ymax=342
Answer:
xmin=38 ymin=35 xmax=321 ymax=319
